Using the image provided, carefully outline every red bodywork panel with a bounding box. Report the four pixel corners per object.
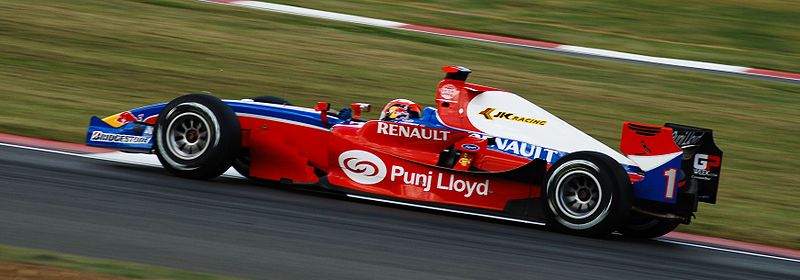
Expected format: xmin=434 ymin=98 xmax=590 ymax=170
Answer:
xmin=620 ymin=122 xmax=682 ymax=184
xmin=236 ymin=72 xmax=546 ymax=211
xmin=239 ymin=115 xmax=541 ymax=211
xmin=435 ymin=76 xmax=503 ymax=132
xmin=327 ymin=123 xmax=539 ymax=211
xmin=357 ymin=121 xmax=468 ymax=166
xmin=620 ymin=122 xmax=681 ymax=156
xmin=239 ymin=116 xmax=330 ymax=184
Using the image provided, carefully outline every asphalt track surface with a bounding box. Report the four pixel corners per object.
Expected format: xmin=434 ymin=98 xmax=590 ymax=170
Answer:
xmin=1 ymin=145 xmax=798 ymax=279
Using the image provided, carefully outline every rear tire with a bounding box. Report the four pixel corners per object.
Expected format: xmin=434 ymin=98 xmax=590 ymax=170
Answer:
xmin=543 ymin=152 xmax=632 ymax=237
xmin=155 ymin=94 xmax=240 ymax=179
xmin=619 ymin=212 xmax=680 ymax=238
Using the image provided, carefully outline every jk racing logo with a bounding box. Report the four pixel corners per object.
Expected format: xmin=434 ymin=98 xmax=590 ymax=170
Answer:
xmin=478 ymin=108 xmax=547 ymax=125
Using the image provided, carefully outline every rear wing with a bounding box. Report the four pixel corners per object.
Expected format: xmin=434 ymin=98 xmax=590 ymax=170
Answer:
xmin=666 ymin=123 xmax=723 ymax=204
xmin=620 ymin=122 xmax=722 ymax=205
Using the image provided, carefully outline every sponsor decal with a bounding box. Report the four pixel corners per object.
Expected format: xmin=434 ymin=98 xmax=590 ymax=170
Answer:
xmin=469 ymin=133 xmax=488 ymax=139
xmin=338 ymin=150 xmax=387 ymax=185
xmin=338 ymin=150 xmax=489 ymax=198
xmin=672 ymin=130 xmax=705 ymax=147
xmin=492 ymin=138 xmax=560 ymax=163
xmin=376 ymin=122 xmax=450 ymax=141
xmin=461 ymin=144 xmax=480 ymax=151
xmin=90 ymin=131 xmax=151 ymax=144
xmin=692 ymin=153 xmax=720 ymax=179
xmin=439 ymin=84 xmax=459 ymax=99
xmin=458 ymin=156 xmax=471 ymax=167
xmin=390 ymin=165 xmax=488 ymax=198
xmin=115 ymin=111 xmax=143 ymax=125
xmin=478 ymin=108 xmax=547 ymax=125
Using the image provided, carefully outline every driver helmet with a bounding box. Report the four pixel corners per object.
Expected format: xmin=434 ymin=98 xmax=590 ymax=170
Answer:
xmin=380 ymin=98 xmax=422 ymax=121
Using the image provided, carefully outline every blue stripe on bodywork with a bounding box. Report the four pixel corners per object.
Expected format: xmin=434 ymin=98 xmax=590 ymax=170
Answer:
xmin=488 ymin=137 xmax=568 ymax=164
xmin=632 ymin=155 xmax=682 ymax=204
xmin=225 ymin=101 xmax=342 ymax=129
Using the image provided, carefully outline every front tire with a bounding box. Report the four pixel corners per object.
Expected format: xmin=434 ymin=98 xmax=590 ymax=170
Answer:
xmin=155 ymin=94 xmax=241 ymax=179
xmin=544 ymin=152 xmax=632 ymax=236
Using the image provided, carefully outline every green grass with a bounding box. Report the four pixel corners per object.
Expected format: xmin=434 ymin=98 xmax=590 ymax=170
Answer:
xmin=0 ymin=0 xmax=798 ymax=250
xmin=270 ymin=0 xmax=800 ymax=73
xmin=0 ymin=244 xmax=238 ymax=279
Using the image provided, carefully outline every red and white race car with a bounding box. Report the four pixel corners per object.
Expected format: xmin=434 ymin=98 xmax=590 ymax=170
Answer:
xmin=87 ymin=66 xmax=723 ymax=237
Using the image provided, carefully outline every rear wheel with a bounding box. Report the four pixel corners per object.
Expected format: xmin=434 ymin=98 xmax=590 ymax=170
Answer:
xmin=619 ymin=212 xmax=681 ymax=238
xmin=544 ymin=152 xmax=632 ymax=236
xmin=155 ymin=94 xmax=240 ymax=179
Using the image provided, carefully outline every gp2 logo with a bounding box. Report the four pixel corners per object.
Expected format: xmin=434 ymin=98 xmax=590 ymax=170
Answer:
xmin=693 ymin=154 xmax=721 ymax=171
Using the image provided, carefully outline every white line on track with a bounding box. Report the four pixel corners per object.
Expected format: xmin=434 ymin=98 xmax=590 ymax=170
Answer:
xmin=200 ymin=0 xmax=405 ymax=27
xmin=658 ymin=239 xmax=800 ymax=264
xmin=2 ymin=141 xmax=798 ymax=263
xmin=0 ymin=142 xmax=88 ymax=157
xmin=0 ymin=142 xmax=245 ymax=179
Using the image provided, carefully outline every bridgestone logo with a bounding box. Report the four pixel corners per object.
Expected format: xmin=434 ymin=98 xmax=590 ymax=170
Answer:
xmin=91 ymin=131 xmax=151 ymax=144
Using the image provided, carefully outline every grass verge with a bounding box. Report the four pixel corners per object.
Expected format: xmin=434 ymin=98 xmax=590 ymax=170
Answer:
xmin=0 ymin=244 xmax=237 ymax=279
xmin=0 ymin=0 xmax=798 ymax=249
xmin=269 ymin=0 xmax=800 ymax=72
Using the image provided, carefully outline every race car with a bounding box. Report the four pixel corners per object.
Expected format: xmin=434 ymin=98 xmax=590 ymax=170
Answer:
xmin=86 ymin=66 xmax=723 ymax=238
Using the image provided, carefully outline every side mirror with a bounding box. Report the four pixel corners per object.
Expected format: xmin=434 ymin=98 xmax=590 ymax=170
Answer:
xmin=314 ymin=102 xmax=330 ymax=112
xmin=350 ymin=103 xmax=371 ymax=119
xmin=314 ymin=102 xmax=331 ymax=126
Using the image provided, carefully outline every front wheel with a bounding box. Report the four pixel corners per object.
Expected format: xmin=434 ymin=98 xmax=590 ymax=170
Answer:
xmin=543 ymin=152 xmax=632 ymax=237
xmin=155 ymin=94 xmax=241 ymax=179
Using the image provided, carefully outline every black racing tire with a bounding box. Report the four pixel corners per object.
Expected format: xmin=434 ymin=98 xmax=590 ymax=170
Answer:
xmin=543 ymin=151 xmax=632 ymax=237
xmin=619 ymin=212 xmax=681 ymax=238
xmin=154 ymin=94 xmax=241 ymax=179
xmin=233 ymin=96 xmax=290 ymax=179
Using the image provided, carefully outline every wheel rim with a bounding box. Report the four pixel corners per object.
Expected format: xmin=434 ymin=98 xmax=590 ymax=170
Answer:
xmin=556 ymin=170 xmax=603 ymax=220
xmin=165 ymin=112 xmax=211 ymax=160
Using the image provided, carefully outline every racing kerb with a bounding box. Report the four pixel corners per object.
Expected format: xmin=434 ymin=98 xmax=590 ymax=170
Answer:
xmin=1 ymin=131 xmax=798 ymax=263
xmin=198 ymin=0 xmax=800 ymax=84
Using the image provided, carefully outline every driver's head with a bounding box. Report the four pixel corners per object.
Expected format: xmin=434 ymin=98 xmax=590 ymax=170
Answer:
xmin=380 ymin=99 xmax=422 ymax=121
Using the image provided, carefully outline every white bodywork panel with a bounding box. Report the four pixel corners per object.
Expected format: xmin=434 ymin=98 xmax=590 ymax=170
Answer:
xmin=464 ymin=91 xmax=636 ymax=166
